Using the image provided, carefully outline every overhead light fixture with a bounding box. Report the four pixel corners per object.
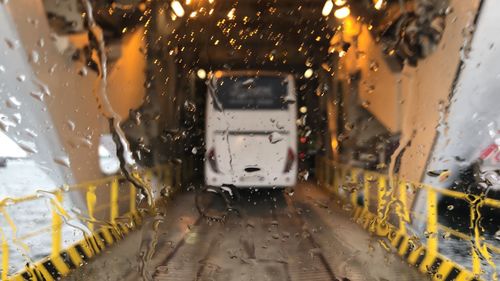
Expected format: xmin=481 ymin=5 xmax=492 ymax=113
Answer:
xmin=374 ymin=0 xmax=385 ymax=10
xmin=227 ymin=8 xmax=236 ymax=20
xmin=197 ymin=69 xmax=207 ymax=79
xmin=171 ymin=1 xmax=185 ymax=17
xmin=304 ymin=68 xmax=314 ymax=78
xmin=322 ymin=0 xmax=334 ymax=16
xmin=334 ymin=6 xmax=350 ymax=19
xmin=335 ymin=0 xmax=347 ymax=6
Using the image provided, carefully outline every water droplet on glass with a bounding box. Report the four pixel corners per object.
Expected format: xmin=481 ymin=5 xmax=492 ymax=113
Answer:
xmin=6 ymin=96 xmax=21 ymax=109
xmin=447 ymin=205 xmax=454 ymax=211
xmin=30 ymin=91 xmax=44 ymax=101
xmin=30 ymin=50 xmax=39 ymax=63
xmin=438 ymin=170 xmax=450 ymax=182
xmin=0 ymin=65 xmax=5 ymax=73
xmin=78 ymin=67 xmax=88 ymax=77
xmin=268 ymin=132 xmax=284 ymax=144
xmin=17 ymin=140 xmax=38 ymax=154
xmin=191 ymin=147 xmax=198 ymax=154
xmin=54 ymin=155 xmax=71 ymax=168
xmin=12 ymin=113 xmax=21 ymax=124
xmin=344 ymin=122 xmax=354 ymax=131
xmin=66 ymin=120 xmax=75 ymax=131
xmin=0 ymin=114 xmax=16 ymax=131
xmin=25 ymin=128 xmax=38 ymax=138
xmin=369 ymin=61 xmax=379 ymax=72
xmin=37 ymin=38 xmax=45 ymax=48
xmin=5 ymin=38 xmax=19 ymax=49
xmin=494 ymin=230 xmax=500 ymax=241
xmin=426 ymin=169 xmax=448 ymax=177
xmin=16 ymin=74 xmax=26 ymax=82
xmin=299 ymin=170 xmax=309 ymax=181
xmin=342 ymin=203 xmax=353 ymax=212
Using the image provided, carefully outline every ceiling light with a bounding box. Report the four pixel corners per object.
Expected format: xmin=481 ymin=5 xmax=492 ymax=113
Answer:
xmin=197 ymin=69 xmax=207 ymax=79
xmin=334 ymin=6 xmax=350 ymax=19
xmin=374 ymin=0 xmax=385 ymax=10
xmin=322 ymin=0 xmax=334 ymax=16
xmin=171 ymin=1 xmax=185 ymax=17
xmin=304 ymin=68 xmax=314 ymax=78
xmin=227 ymin=8 xmax=236 ymax=20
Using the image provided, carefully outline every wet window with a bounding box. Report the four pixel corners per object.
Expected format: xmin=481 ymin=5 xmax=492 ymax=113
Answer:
xmin=1 ymin=0 xmax=499 ymax=280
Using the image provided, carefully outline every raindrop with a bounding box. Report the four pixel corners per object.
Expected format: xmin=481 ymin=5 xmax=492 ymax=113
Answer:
xmin=342 ymin=203 xmax=353 ymax=212
xmin=4 ymin=38 xmax=19 ymax=49
xmin=438 ymin=170 xmax=450 ymax=182
xmin=29 ymin=50 xmax=39 ymax=63
xmin=268 ymin=132 xmax=284 ymax=144
xmin=78 ymin=67 xmax=88 ymax=77
xmin=423 ymin=231 xmax=433 ymax=239
xmin=362 ymin=100 xmax=370 ymax=108
xmin=16 ymin=74 xmax=26 ymax=82
xmin=25 ymin=128 xmax=37 ymax=138
xmin=12 ymin=113 xmax=21 ymax=124
xmin=494 ymin=230 xmax=500 ymax=241
xmin=191 ymin=147 xmax=198 ymax=154
xmin=447 ymin=205 xmax=454 ymax=211
xmin=17 ymin=140 xmax=38 ymax=154
xmin=0 ymin=114 xmax=16 ymax=131
xmin=6 ymin=96 xmax=21 ymax=109
xmin=66 ymin=120 xmax=76 ymax=131
xmin=367 ymin=84 xmax=375 ymax=94
xmin=37 ymin=38 xmax=45 ymax=48
xmin=344 ymin=122 xmax=354 ymax=131
xmin=298 ymin=170 xmax=309 ymax=181
xmin=0 ymin=65 xmax=5 ymax=73
xmin=369 ymin=61 xmax=379 ymax=72
xmin=427 ymin=169 xmax=448 ymax=177
xmin=184 ymin=100 xmax=196 ymax=113
xmin=30 ymin=91 xmax=44 ymax=101
xmin=54 ymin=156 xmax=71 ymax=168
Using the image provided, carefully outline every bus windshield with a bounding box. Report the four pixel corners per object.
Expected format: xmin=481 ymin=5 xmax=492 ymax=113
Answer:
xmin=215 ymin=76 xmax=288 ymax=110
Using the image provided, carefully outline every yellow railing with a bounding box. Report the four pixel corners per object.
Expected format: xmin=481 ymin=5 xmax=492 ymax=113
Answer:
xmin=317 ymin=157 xmax=499 ymax=280
xmin=0 ymin=164 xmax=177 ymax=280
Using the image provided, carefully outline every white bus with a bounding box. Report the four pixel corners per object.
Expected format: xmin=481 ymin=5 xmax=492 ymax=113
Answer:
xmin=204 ymin=70 xmax=298 ymax=188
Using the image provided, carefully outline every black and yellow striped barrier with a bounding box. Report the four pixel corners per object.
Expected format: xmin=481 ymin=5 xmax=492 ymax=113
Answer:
xmin=0 ymin=164 xmax=181 ymax=281
xmin=316 ymin=157 xmax=499 ymax=281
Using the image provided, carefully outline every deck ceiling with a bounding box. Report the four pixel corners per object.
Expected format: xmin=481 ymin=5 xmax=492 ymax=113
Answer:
xmin=161 ymin=0 xmax=336 ymax=71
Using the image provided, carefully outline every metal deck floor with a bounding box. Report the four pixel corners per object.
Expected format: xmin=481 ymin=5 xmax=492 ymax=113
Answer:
xmin=66 ymin=183 xmax=423 ymax=281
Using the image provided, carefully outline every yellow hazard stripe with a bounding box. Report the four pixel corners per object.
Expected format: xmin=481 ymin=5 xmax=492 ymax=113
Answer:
xmin=318 ymin=160 xmax=483 ymax=281
xmin=7 ymin=211 xmax=144 ymax=280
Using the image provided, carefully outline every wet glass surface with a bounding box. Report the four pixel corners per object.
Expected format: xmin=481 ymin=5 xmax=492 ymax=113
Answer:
xmin=0 ymin=0 xmax=499 ymax=280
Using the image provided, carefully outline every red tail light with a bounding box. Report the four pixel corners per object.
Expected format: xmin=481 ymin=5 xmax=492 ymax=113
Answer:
xmin=283 ymin=147 xmax=295 ymax=173
xmin=207 ymin=147 xmax=220 ymax=173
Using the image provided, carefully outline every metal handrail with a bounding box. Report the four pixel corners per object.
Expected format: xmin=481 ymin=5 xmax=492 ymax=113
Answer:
xmin=0 ymin=164 xmax=172 ymax=280
xmin=318 ymin=158 xmax=499 ymax=279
